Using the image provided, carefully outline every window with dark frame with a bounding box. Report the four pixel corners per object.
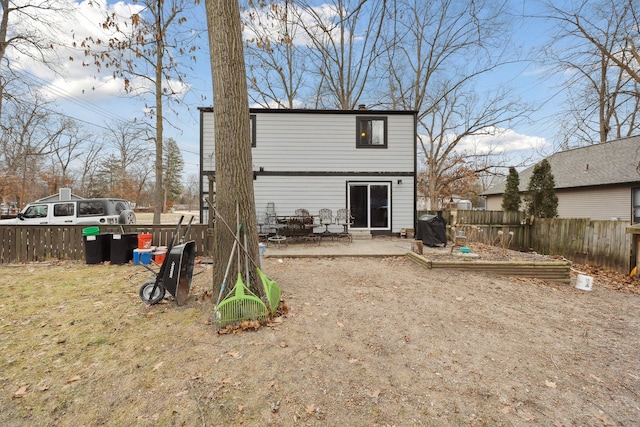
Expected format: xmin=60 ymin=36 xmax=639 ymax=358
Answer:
xmin=356 ymin=116 xmax=387 ymax=148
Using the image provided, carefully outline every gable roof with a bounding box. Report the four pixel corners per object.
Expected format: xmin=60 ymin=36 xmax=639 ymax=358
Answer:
xmin=483 ymin=135 xmax=640 ymax=195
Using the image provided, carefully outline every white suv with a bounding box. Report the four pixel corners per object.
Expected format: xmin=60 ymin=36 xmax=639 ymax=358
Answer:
xmin=0 ymin=198 xmax=136 ymax=225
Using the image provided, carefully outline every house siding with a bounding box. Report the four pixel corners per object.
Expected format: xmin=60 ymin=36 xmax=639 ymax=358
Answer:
xmin=486 ymin=186 xmax=631 ymax=220
xmin=253 ymin=176 xmax=414 ymax=233
xmin=201 ymin=111 xmax=415 ymax=173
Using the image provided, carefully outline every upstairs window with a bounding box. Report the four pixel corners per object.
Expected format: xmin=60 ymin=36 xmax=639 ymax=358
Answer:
xmin=356 ymin=116 xmax=387 ymax=148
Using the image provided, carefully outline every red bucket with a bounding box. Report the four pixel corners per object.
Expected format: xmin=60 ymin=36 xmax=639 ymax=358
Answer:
xmin=153 ymin=246 xmax=168 ymax=265
xmin=137 ymin=233 xmax=152 ymax=249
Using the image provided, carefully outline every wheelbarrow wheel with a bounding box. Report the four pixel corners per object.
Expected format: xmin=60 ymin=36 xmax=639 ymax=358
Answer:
xmin=139 ymin=280 xmax=165 ymax=305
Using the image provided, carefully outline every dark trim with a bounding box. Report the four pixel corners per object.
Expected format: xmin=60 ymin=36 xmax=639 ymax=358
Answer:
xmin=235 ymin=171 xmax=414 ymax=177
xmin=250 ymin=114 xmax=256 ymax=147
xmin=199 ymin=108 xmax=205 ymax=223
xmin=198 ymin=106 xmax=418 ymax=115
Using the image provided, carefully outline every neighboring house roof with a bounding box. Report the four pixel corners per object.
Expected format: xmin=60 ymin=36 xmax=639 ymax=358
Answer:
xmin=483 ymin=135 xmax=640 ymax=195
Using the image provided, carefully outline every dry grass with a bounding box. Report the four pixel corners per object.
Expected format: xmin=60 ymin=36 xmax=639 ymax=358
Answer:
xmin=134 ymin=210 xmax=200 ymax=225
xmin=1 ymin=261 xmax=214 ymax=426
xmin=2 ymin=257 xmax=639 ymax=426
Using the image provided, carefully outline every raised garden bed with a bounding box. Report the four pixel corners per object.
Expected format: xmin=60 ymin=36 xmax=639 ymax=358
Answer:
xmin=408 ymin=242 xmax=572 ymax=283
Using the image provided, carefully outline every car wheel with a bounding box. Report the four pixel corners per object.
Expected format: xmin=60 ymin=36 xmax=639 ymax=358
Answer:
xmin=139 ymin=280 xmax=165 ymax=305
xmin=119 ymin=209 xmax=136 ymax=224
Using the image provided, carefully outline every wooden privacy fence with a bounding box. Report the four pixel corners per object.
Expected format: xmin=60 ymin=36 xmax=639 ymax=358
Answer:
xmin=0 ymin=224 xmax=213 ymax=264
xmin=530 ymin=218 xmax=631 ymax=274
xmin=419 ymin=210 xmax=632 ymax=274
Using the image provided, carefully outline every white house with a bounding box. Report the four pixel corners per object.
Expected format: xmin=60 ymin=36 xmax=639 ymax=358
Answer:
xmin=199 ymin=107 xmax=418 ymax=236
xmin=482 ymin=135 xmax=640 ymax=221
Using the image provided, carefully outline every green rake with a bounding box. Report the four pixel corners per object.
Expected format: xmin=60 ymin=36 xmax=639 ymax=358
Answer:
xmin=206 ymin=198 xmax=283 ymax=316
xmin=256 ymin=268 xmax=281 ymax=315
xmin=215 ymin=274 xmax=269 ymax=328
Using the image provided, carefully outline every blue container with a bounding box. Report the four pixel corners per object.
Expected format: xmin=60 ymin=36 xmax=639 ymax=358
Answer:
xmin=133 ymin=248 xmax=153 ymax=265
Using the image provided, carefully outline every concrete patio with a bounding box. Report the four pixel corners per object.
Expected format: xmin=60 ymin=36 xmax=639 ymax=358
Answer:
xmin=261 ymin=236 xmax=421 ymax=258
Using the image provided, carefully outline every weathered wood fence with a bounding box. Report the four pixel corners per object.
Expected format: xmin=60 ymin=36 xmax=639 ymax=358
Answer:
xmin=420 ymin=210 xmax=632 ymax=274
xmin=1 ymin=213 xmax=634 ymax=273
xmin=0 ymin=224 xmax=213 ymax=264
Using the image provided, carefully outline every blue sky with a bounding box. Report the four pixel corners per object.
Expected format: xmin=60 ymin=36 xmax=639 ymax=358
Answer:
xmin=6 ymin=0 xmax=569 ymax=177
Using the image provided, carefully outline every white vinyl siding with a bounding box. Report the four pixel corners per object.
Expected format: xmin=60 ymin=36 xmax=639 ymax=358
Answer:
xmin=557 ymin=187 xmax=630 ymax=220
xmin=485 ymin=186 xmax=631 ymax=220
xmin=253 ymin=176 xmax=414 ymax=233
xmin=202 ymin=111 xmax=415 ymax=173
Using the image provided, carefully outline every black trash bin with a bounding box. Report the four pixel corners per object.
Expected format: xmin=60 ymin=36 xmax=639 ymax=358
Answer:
xmin=83 ymin=233 xmax=112 ymax=264
xmin=416 ymin=213 xmax=447 ymax=247
xmin=110 ymin=233 xmax=139 ymax=264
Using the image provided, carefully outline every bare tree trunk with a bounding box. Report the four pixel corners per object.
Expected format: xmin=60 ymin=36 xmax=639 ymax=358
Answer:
xmin=206 ymin=0 xmax=260 ymax=295
xmin=152 ymin=7 xmax=164 ymax=225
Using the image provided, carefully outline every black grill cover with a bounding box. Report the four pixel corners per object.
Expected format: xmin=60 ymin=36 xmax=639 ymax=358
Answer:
xmin=416 ymin=214 xmax=447 ymax=247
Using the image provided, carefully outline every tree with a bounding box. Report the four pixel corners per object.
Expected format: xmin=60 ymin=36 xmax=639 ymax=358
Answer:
xmin=102 ymin=121 xmax=153 ymax=201
xmin=243 ymin=0 xmax=306 ymax=108
xmin=82 ymin=0 xmax=199 ymax=223
xmin=501 ymin=167 xmax=521 ymax=212
xmin=205 ymin=0 xmax=260 ymax=295
xmin=0 ymin=0 xmax=68 ymax=119
xmin=385 ymin=0 xmax=531 ymax=208
xmin=162 ymin=138 xmax=184 ymax=211
xmin=525 ymin=159 xmax=558 ymax=218
xmin=292 ymin=0 xmax=388 ymax=109
xmin=545 ymin=0 xmax=640 ymax=146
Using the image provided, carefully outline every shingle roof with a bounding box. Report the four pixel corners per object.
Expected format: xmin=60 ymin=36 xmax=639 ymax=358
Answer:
xmin=483 ymin=135 xmax=640 ymax=195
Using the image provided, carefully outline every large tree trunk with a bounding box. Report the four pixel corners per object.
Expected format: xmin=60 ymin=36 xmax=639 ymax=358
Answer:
xmin=205 ymin=0 xmax=260 ymax=296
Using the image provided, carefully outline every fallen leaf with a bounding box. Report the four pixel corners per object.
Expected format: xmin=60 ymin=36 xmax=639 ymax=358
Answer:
xmin=501 ymin=405 xmax=511 ymax=414
xmin=279 ymin=342 xmax=288 ymax=348
xmin=348 ymin=358 xmax=359 ymax=364
xmin=13 ymin=385 xmax=29 ymax=398
xmin=545 ymin=380 xmax=557 ymax=388
xmin=367 ymin=389 xmax=381 ymax=398
xmin=315 ymin=344 xmax=322 ymax=350
xmin=38 ymin=384 xmax=51 ymax=392
xmin=336 ymin=321 xmax=344 ymax=328
xmin=66 ymin=375 xmax=81 ymax=383
xmin=152 ymin=362 xmax=163 ymax=371
xmin=228 ymin=352 xmax=242 ymax=359
xmin=305 ymin=404 xmax=316 ymax=415
xmin=589 ymin=373 xmax=603 ymax=382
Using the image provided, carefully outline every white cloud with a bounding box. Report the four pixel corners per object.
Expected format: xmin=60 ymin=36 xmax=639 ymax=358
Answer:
xmin=455 ymin=127 xmax=549 ymax=155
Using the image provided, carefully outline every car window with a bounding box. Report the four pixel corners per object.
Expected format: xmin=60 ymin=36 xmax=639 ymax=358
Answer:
xmin=54 ymin=203 xmax=75 ymax=217
xmin=78 ymin=201 xmax=105 ymax=216
xmin=23 ymin=205 xmax=48 ymax=218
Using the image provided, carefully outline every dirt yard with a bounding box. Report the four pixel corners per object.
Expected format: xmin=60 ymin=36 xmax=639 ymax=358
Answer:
xmin=1 ymin=251 xmax=639 ymax=426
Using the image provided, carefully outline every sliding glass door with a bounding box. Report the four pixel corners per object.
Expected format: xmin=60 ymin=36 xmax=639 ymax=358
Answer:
xmin=348 ymin=182 xmax=390 ymax=230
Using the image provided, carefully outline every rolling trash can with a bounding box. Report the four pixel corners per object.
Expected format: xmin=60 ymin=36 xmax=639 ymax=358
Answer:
xmin=110 ymin=233 xmax=139 ymax=264
xmin=83 ymin=227 xmax=111 ymax=264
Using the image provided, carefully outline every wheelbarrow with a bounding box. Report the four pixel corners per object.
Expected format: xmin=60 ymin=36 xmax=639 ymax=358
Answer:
xmin=139 ymin=216 xmax=196 ymax=306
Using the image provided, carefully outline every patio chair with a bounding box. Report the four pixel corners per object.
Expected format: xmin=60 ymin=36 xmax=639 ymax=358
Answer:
xmin=257 ymin=211 xmax=269 ymax=240
xmin=265 ymin=212 xmax=287 ymax=246
xmin=296 ymin=208 xmax=320 ymax=244
xmin=336 ymin=208 xmax=354 ymax=242
xmin=318 ymin=208 xmax=334 ymax=239
xmin=266 ymin=202 xmax=276 ymax=216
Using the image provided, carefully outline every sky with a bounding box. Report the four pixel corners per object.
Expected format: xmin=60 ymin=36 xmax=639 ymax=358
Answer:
xmin=4 ymin=0 xmax=570 ymax=179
